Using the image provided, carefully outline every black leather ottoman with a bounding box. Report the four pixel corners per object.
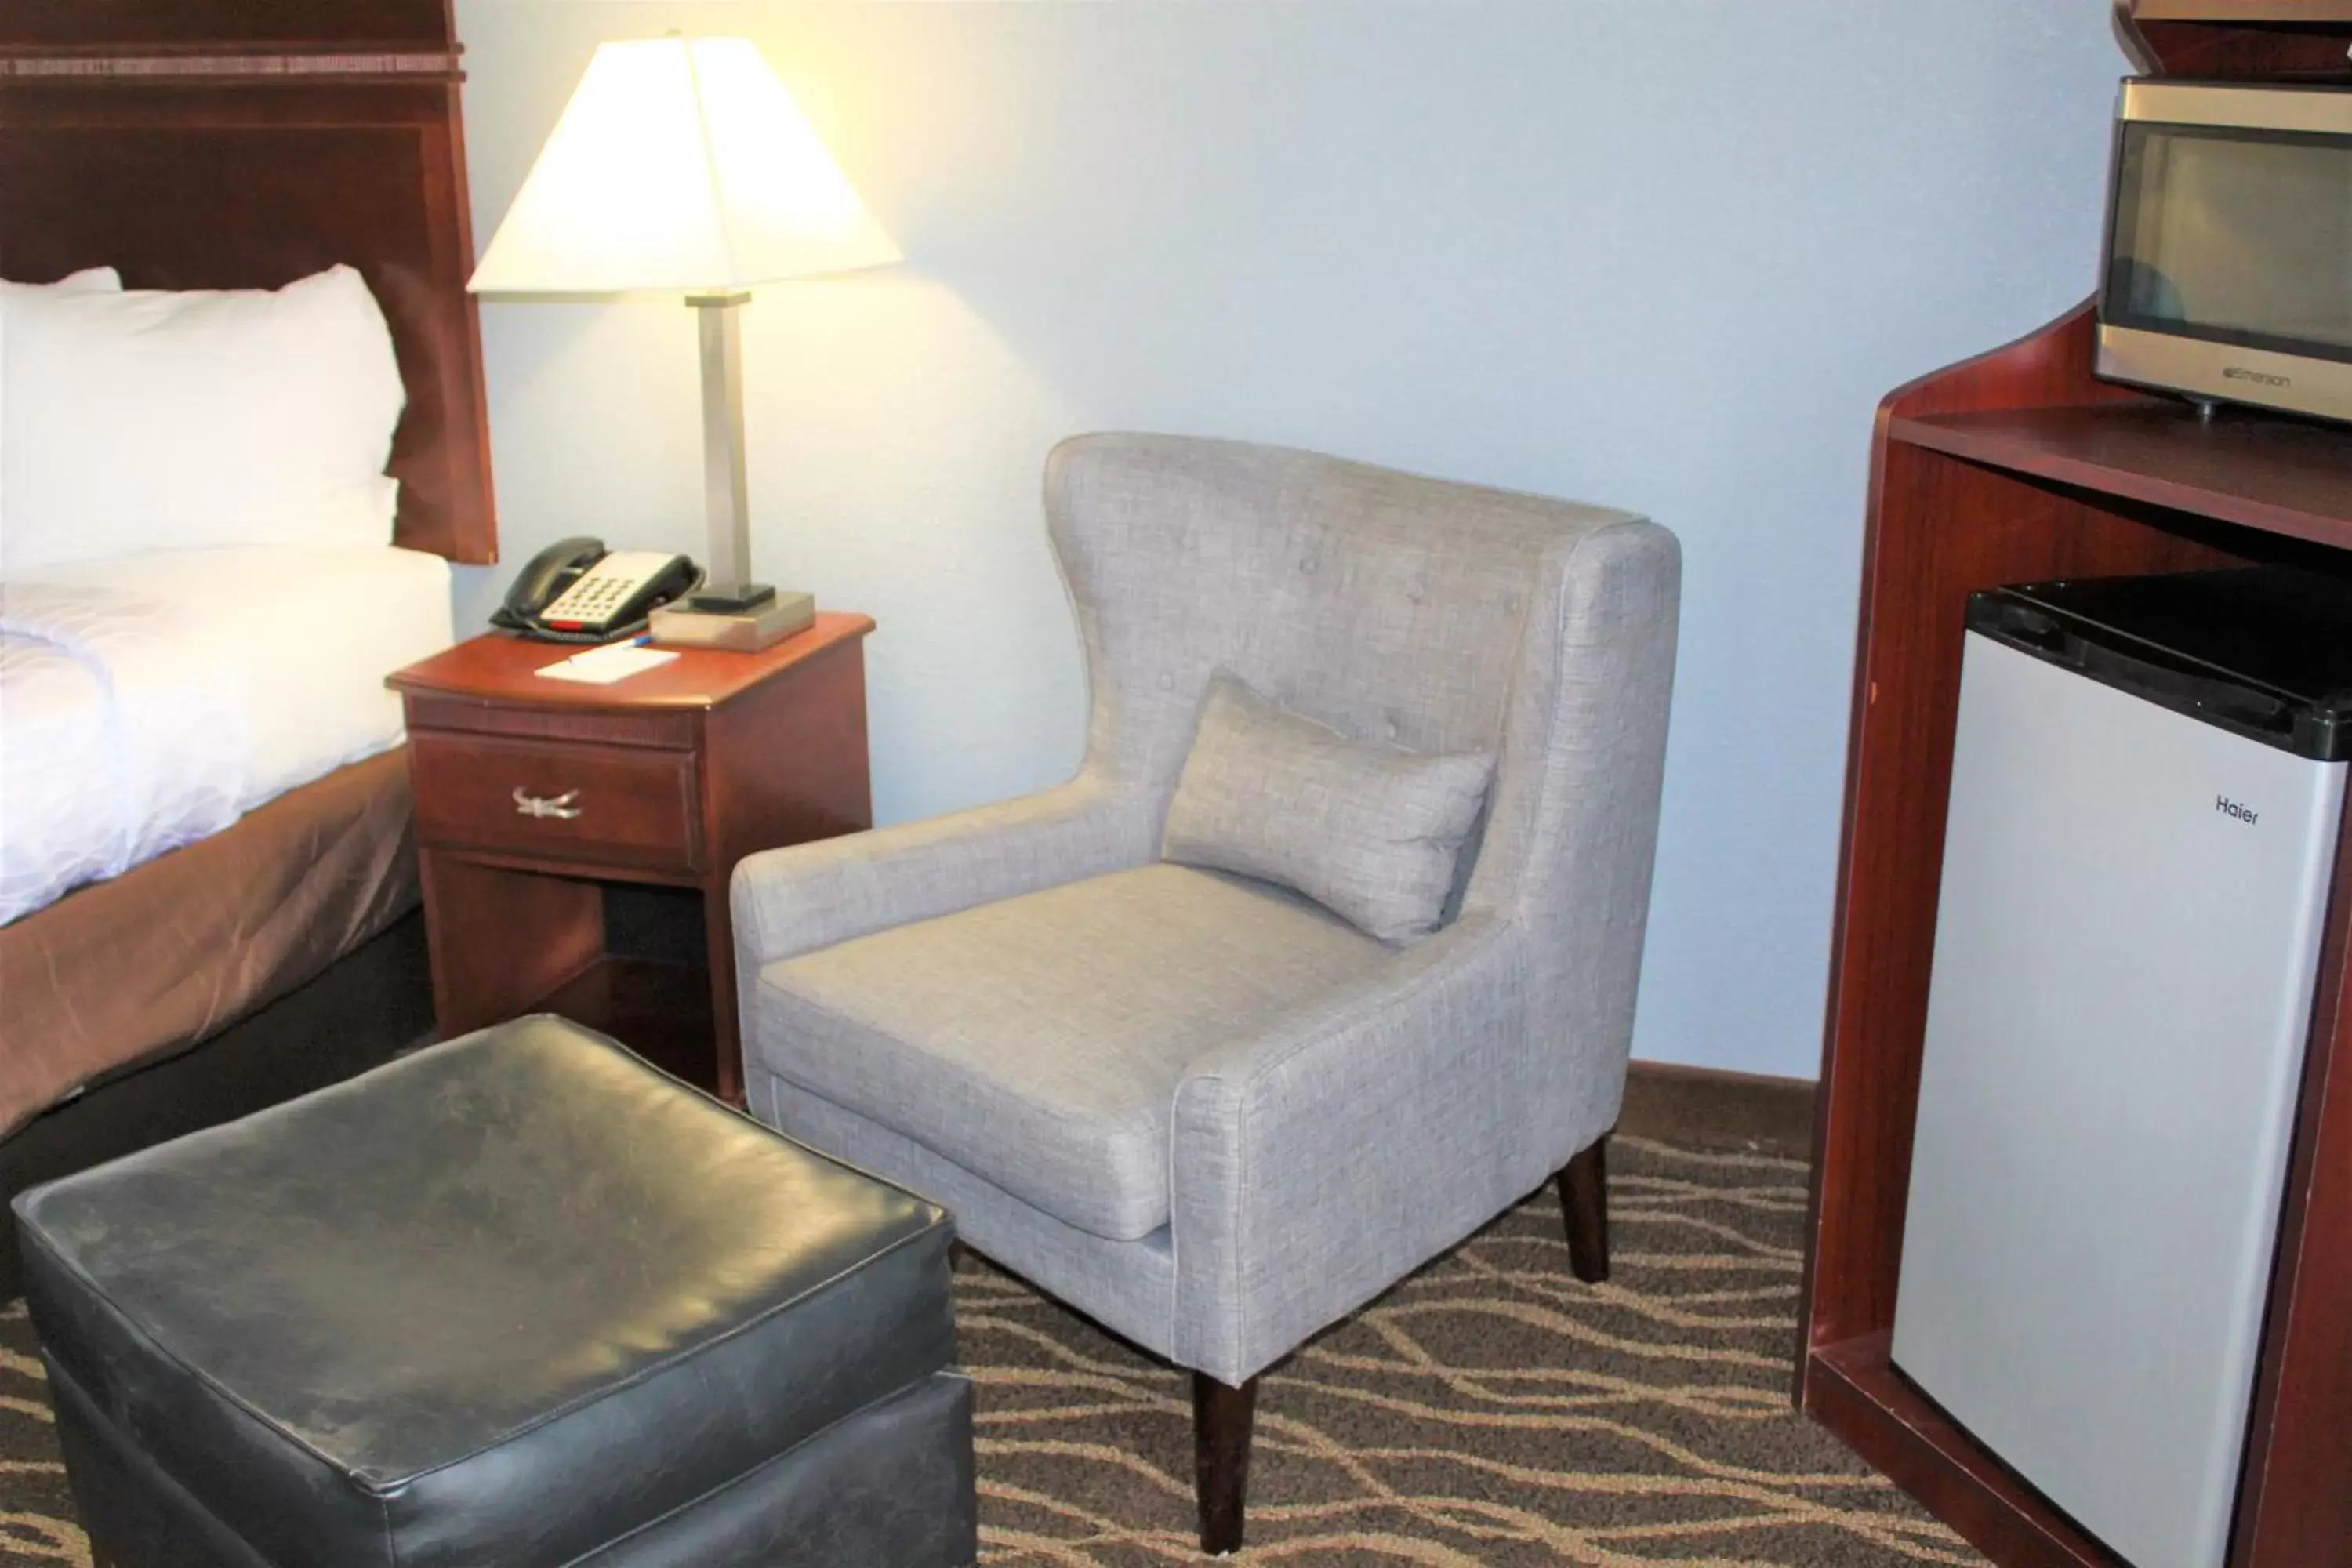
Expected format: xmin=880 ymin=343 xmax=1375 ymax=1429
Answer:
xmin=13 ymin=1015 xmax=976 ymax=1568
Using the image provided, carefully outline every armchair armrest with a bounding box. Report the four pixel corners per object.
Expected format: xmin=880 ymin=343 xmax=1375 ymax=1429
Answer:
xmin=1169 ymin=914 xmax=1596 ymax=1384
xmin=730 ymin=771 xmax=1158 ymax=969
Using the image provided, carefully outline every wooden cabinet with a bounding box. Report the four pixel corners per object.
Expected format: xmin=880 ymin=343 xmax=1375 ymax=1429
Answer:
xmin=1800 ymin=12 xmax=2352 ymax=1565
xmin=1802 ymin=311 xmax=2352 ymax=1568
xmin=387 ymin=615 xmax=874 ymax=1101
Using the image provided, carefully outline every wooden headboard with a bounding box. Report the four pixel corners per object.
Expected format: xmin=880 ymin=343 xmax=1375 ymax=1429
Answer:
xmin=0 ymin=0 xmax=498 ymax=564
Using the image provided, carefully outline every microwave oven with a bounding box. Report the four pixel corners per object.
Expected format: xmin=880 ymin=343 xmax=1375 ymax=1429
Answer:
xmin=2097 ymin=80 xmax=2352 ymax=423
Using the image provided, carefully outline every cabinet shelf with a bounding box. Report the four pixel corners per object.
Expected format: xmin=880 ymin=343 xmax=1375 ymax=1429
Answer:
xmin=1889 ymin=404 xmax=2352 ymax=546
xmin=2129 ymin=0 xmax=2352 ymax=22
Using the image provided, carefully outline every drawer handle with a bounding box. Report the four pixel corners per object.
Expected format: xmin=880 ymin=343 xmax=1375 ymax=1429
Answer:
xmin=513 ymin=787 xmax=582 ymax=821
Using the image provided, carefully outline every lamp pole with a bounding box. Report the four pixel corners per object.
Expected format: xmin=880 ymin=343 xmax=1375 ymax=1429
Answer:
xmin=687 ymin=290 xmax=770 ymax=609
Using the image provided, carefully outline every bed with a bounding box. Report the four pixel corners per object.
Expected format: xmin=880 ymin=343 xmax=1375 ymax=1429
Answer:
xmin=0 ymin=0 xmax=495 ymax=1287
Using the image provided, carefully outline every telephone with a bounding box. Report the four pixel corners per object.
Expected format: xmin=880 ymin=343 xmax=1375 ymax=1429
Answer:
xmin=492 ymin=538 xmax=702 ymax=643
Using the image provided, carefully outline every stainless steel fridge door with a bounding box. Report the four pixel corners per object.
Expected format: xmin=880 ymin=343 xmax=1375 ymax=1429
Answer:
xmin=1892 ymin=631 xmax=2343 ymax=1568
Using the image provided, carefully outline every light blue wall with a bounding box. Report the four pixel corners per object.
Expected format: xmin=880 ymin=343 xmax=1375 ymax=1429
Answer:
xmin=452 ymin=0 xmax=2133 ymax=1079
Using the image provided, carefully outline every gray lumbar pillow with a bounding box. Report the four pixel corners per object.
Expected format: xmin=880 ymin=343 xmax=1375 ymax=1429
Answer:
xmin=1161 ymin=672 xmax=1496 ymax=945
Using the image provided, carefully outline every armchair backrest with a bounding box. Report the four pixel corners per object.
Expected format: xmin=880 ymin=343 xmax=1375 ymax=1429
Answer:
xmin=1044 ymin=432 xmax=1681 ymax=933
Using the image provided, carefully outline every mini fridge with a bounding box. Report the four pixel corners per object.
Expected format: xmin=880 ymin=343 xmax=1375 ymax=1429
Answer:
xmin=1892 ymin=567 xmax=2352 ymax=1568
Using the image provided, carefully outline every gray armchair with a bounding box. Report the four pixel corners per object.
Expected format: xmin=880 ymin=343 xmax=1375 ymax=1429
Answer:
xmin=731 ymin=433 xmax=1680 ymax=1552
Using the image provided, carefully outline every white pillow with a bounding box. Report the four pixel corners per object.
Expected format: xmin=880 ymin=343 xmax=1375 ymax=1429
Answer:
xmin=0 ymin=267 xmax=122 ymax=296
xmin=0 ymin=265 xmax=405 ymax=572
xmin=0 ymin=269 xmax=122 ymax=539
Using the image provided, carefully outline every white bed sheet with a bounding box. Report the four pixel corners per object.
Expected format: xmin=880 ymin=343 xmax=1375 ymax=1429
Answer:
xmin=0 ymin=544 xmax=452 ymax=924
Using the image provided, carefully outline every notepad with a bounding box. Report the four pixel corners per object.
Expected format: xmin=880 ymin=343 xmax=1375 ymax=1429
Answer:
xmin=535 ymin=644 xmax=681 ymax=685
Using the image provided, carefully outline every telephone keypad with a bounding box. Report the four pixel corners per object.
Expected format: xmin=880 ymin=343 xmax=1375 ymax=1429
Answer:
xmin=541 ymin=551 xmax=687 ymax=630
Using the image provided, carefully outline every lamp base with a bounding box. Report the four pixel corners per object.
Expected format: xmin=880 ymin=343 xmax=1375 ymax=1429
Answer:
xmin=648 ymin=590 xmax=814 ymax=652
xmin=684 ymin=581 xmax=777 ymax=615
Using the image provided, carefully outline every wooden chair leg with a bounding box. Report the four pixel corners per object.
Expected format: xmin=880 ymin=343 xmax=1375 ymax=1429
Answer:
xmin=1192 ymin=1371 xmax=1258 ymax=1555
xmin=1559 ymin=1135 xmax=1610 ymax=1283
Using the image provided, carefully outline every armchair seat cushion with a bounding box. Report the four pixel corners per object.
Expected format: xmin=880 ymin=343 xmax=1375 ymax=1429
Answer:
xmin=751 ymin=862 xmax=1388 ymax=1241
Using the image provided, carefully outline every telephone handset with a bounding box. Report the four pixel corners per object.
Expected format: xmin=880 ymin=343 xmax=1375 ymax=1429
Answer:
xmin=492 ymin=537 xmax=702 ymax=643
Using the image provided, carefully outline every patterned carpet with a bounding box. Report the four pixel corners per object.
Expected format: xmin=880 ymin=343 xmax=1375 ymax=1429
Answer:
xmin=0 ymin=1134 xmax=1980 ymax=1566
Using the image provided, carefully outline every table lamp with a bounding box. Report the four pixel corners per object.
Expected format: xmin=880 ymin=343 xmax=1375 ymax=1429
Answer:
xmin=469 ymin=34 xmax=901 ymax=648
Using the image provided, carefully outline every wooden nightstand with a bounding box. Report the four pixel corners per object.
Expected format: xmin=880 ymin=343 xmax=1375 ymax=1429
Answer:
xmin=387 ymin=614 xmax=873 ymax=1100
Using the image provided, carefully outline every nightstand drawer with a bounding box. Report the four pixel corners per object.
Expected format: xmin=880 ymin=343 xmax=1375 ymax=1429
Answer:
xmin=409 ymin=732 xmax=702 ymax=873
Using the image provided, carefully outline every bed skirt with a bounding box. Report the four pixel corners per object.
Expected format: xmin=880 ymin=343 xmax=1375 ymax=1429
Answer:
xmin=0 ymin=749 xmax=420 ymax=1137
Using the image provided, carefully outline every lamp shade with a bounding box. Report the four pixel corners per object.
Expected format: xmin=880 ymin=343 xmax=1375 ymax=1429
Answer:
xmin=469 ymin=36 xmax=901 ymax=295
